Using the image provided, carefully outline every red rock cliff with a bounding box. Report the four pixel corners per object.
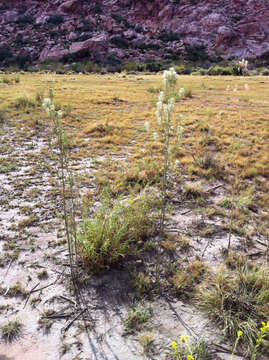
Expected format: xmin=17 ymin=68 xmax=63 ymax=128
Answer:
xmin=1 ymin=0 xmax=269 ymax=64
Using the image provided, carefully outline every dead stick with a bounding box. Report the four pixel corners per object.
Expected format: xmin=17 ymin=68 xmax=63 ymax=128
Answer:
xmin=62 ymin=308 xmax=87 ymax=333
xmin=59 ymin=295 xmax=77 ymax=307
xmin=44 ymin=313 xmax=72 ymax=319
xmin=206 ymin=184 xmax=224 ymax=193
xmin=256 ymin=240 xmax=267 ymax=248
xmin=23 ymin=282 xmax=40 ymax=309
xmin=164 ymin=297 xmax=198 ymax=339
xmin=30 ymin=280 xmax=57 ymax=294
xmin=5 ymin=259 xmax=14 ymax=276
xmin=181 ymin=209 xmax=192 ymax=215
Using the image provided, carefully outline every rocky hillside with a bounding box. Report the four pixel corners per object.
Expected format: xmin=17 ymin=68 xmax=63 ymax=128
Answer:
xmin=1 ymin=0 xmax=269 ymax=67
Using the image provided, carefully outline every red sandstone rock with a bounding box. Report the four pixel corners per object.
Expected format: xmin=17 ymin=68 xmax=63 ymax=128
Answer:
xmin=1 ymin=0 xmax=269 ymax=64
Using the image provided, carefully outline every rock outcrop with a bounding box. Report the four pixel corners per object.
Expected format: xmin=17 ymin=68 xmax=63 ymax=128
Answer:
xmin=1 ymin=0 xmax=269 ymax=65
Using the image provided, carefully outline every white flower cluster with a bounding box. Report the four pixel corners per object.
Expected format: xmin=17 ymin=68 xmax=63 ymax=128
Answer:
xmin=163 ymin=67 xmax=179 ymax=88
xmin=238 ymin=59 xmax=248 ymax=74
xmin=42 ymin=98 xmax=62 ymax=118
xmin=154 ymin=68 xmax=184 ymax=143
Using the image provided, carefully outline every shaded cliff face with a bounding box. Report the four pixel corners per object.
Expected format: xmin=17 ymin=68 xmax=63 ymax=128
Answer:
xmin=1 ymin=0 xmax=269 ymax=65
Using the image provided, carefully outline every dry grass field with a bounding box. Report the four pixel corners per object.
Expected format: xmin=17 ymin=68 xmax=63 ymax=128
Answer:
xmin=0 ymin=72 xmax=268 ymax=359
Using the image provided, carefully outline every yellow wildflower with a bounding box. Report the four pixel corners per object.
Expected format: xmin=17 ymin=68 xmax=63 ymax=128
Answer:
xmin=180 ymin=335 xmax=188 ymax=343
xmin=237 ymin=330 xmax=243 ymax=338
xmin=187 ymin=356 xmax=194 ymax=360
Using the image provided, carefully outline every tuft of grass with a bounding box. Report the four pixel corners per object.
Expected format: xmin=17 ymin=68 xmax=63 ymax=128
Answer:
xmin=171 ymin=260 xmax=207 ymax=297
xmin=78 ymin=190 xmax=158 ymax=272
xmin=2 ymin=77 xmax=11 ymax=84
xmin=132 ymin=271 xmax=152 ymax=297
xmin=1 ymin=319 xmax=23 ymax=341
xmin=0 ymin=163 xmax=16 ymax=173
xmin=37 ymin=269 xmax=48 ymax=280
xmin=224 ymin=251 xmax=247 ymax=270
xmin=138 ymin=333 xmax=155 ymax=356
xmin=184 ymin=182 xmax=205 ymax=199
xmin=14 ymin=95 xmax=36 ymax=109
xmin=124 ymin=306 xmax=152 ymax=334
xmin=7 ymin=282 xmax=27 ymax=297
xmin=198 ymin=264 xmax=269 ymax=355
xmin=147 ymin=85 xmax=163 ymax=94
xmin=219 ymin=197 xmax=233 ymax=209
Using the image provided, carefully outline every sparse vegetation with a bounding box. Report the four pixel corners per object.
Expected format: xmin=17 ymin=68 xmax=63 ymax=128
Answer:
xmin=78 ymin=190 xmax=158 ymax=272
xmin=0 ymin=69 xmax=268 ymax=358
xmin=1 ymin=319 xmax=23 ymax=341
xmin=124 ymin=306 xmax=152 ymax=334
xmin=198 ymin=265 xmax=269 ymax=355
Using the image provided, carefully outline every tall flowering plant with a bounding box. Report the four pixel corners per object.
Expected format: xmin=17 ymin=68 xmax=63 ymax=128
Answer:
xmin=42 ymin=90 xmax=78 ymax=281
xmin=154 ymin=68 xmax=184 ymax=234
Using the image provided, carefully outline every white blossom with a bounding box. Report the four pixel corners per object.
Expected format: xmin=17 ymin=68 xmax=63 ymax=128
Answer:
xmin=42 ymin=98 xmax=51 ymax=109
xmin=144 ymin=121 xmax=150 ymax=132
xmin=57 ymin=110 xmax=63 ymax=118
xmin=179 ymin=88 xmax=185 ymax=96
xmin=159 ymin=91 xmax=164 ymax=102
xmin=156 ymin=101 xmax=163 ymax=111
xmin=167 ymin=97 xmax=175 ymax=112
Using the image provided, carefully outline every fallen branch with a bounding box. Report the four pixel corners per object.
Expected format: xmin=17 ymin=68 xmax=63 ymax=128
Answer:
xmin=164 ymin=296 xmax=198 ymax=339
xmin=256 ymin=240 xmax=268 ymax=248
xmin=43 ymin=313 xmax=73 ymax=319
xmin=30 ymin=280 xmax=57 ymax=294
xmin=23 ymin=282 xmax=40 ymax=309
xmin=59 ymin=295 xmax=77 ymax=307
xmin=206 ymin=184 xmax=224 ymax=193
xmin=62 ymin=308 xmax=87 ymax=333
xmin=5 ymin=259 xmax=14 ymax=276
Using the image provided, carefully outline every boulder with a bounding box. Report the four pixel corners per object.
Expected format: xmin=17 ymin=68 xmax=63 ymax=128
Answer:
xmin=68 ymin=33 xmax=108 ymax=55
xmin=58 ymin=0 xmax=78 ymax=15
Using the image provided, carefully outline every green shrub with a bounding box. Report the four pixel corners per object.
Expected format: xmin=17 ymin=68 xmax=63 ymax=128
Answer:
xmin=135 ymin=42 xmax=160 ymax=50
xmin=262 ymin=68 xmax=269 ymax=76
xmin=174 ymin=64 xmax=191 ymax=74
xmin=47 ymin=15 xmax=64 ymax=25
xmin=105 ymin=54 xmax=122 ymax=66
xmin=145 ymin=61 xmax=165 ymax=72
xmin=79 ymin=21 xmax=94 ymax=32
xmin=123 ymin=61 xmax=138 ymax=72
xmin=0 ymin=45 xmax=13 ymax=63
xmin=111 ymin=13 xmax=130 ymax=28
xmin=185 ymin=44 xmax=209 ymax=62
xmin=159 ymin=31 xmax=180 ymax=42
xmin=85 ymin=61 xmax=101 ymax=73
xmin=110 ymin=36 xmax=129 ymax=49
xmin=16 ymin=15 xmax=33 ymax=25
xmin=69 ymin=63 xmax=84 ymax=73
xmin=77 ymin=190 xmax=157 ymax=272
xmin=2 ymin=77 xmax=10 ymax=84
xmin=207 ymin=66 xmax=234 ymax=76
xmin=13 ymin=55 xmax=31 ymax=69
